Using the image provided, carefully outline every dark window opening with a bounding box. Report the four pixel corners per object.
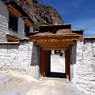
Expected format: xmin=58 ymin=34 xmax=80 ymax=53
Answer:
xmin=9 ymin=15 xmax=18 ymax=32
xmin=25 ymin=25 xmax=30 ymax=37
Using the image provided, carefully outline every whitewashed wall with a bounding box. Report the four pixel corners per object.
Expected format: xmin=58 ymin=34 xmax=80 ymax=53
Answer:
xmin=0 ymin=1 xmax=9 ymax=41
xmin=72 ymin=40 xmax=95 ymax=95
xmin=0 ymin=41 xmax=40 ymax=79
xmin=0 ymin=1 xmax=9 ymax=21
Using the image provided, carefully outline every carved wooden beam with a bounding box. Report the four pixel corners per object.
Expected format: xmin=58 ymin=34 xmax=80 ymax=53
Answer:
xmin=30 ymin=34 xmax=80 ymax=41
xmin=30 ymin=34 xmax=80 ymax=49
xmin=6 ymin=34 xmax=20 ymax=42
xmin=42 ymin=47 xmax=68 ymax=50
xmin=7 ymin=4 xmax=22 ymax=17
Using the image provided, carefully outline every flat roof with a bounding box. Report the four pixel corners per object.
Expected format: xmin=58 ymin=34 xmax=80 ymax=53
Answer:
xmin=39 ymin=24 xmax=71 ymax=32
xmin=72 ymin=30 xmax=83 ymax=35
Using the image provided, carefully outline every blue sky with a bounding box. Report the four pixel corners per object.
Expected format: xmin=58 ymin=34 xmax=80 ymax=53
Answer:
xmin=38 ymin=0 xmax=95 ymax=36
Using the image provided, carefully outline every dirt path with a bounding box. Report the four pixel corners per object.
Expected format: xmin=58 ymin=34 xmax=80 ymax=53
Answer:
xmin=0 ymin=71 xmax=86 ymax=95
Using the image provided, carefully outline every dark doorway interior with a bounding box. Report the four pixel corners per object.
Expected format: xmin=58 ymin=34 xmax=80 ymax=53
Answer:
xmin=47 ymin=72 xmax=66 ymax=78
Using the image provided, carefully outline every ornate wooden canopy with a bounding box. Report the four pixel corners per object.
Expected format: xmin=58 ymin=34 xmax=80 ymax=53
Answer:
xmin=29 ymin=33 xmax=80 ymax=50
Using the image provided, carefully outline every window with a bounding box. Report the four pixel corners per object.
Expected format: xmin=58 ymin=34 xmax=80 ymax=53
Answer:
xmin=25 ymin=25 xmax=30 ymax=36
xmin=9 ymin=15 xmax=18 ymax=31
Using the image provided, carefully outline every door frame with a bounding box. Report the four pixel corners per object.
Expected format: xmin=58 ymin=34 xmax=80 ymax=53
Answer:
xmin=40 ymin=47 xmax=71 ymax=80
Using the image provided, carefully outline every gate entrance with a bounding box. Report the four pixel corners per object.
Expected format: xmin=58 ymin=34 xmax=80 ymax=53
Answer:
xmin=29 ymin=24 xmax=83 ymax=81
xmin=30 ymin=34 xmax=80 ymax=80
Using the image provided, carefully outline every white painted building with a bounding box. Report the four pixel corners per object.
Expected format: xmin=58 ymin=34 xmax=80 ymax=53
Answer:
xmin=0 ymin=0 xmax=34 ymax=42
xmin=0 ymin=0 xmax=40 ymax=79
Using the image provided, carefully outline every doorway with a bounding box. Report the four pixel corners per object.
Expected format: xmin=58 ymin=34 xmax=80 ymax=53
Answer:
xmin=40 ymin=48 xmax=70 ymax=79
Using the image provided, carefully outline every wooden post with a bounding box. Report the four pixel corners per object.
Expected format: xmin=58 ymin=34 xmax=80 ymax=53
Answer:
xmin=40 ymin=48 xmax=46 ymax=77
xmin=65 ymin=47 xmax=71 ymax=80
xmin=40 ymin=48 xmax=51 ymax=78
xmin=45 ymin=51 xmax=51 ymax=76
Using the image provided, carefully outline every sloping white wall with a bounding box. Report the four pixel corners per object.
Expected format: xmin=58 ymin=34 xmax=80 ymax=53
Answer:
xmin=0 ymin=41 xmax=40 ymax=79
xmin=72 ymin=41 xmax=95 ymax=95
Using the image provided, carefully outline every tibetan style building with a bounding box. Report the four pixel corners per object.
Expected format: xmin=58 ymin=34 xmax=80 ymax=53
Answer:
xmin=0 ymin=1 xmax=95 ymax=90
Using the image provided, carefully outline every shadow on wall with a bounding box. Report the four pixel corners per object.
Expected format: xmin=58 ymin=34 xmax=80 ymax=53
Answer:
xmin=7 ymin=44 xmax=18 ymax=50
xmin=31 ymin=45 xmax=40 ymax=66
xmin=0 ymin=44 xmax=18 ymax=50
xmin=71 ymin=43 xmax=77 ymax=65
xmin=70 ymin=43 xmax=77 ymax=80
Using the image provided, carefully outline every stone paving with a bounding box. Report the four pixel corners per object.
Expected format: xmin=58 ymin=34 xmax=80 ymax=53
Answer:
xmin=0 ymin=71 xmax=87 ymax=95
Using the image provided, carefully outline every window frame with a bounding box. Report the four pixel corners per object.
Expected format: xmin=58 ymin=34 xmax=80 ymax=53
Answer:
xmin=9 ymin=15 xmax=18 ymax=32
